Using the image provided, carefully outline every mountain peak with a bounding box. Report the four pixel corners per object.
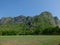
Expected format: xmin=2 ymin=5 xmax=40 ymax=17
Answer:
xmin=40 ymin=11 xmax=53 ymax=17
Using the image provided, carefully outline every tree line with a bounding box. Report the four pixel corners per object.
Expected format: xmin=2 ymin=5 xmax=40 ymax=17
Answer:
xmin=0 ymin=24 xmax=60 ymax=35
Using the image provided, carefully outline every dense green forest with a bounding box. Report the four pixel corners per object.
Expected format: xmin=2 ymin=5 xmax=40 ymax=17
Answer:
xmin=0 ymin=11 xmax=60 ymax=35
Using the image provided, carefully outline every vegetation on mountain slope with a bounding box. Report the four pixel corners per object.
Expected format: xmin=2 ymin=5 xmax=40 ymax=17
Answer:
xmin=0 ymin=11 xmax=60 ymax=35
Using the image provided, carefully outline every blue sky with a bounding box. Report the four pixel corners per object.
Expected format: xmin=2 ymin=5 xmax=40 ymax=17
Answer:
xmin=0 ymin=0 xmax=60 ymax=19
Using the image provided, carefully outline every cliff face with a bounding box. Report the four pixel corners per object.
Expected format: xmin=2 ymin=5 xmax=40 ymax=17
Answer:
xmin=0 ymin=11 xmax=60 ymax=28
xmin=54 ymin=16 xmax=60 ymax=27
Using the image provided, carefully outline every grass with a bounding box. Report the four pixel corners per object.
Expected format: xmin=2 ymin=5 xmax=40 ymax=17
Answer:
xmin=0 ymin=35 xmax=60 ymax=45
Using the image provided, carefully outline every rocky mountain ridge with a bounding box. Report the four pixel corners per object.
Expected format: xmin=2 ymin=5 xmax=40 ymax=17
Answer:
xmin=0 ymin=11 xmax=60 ymax=27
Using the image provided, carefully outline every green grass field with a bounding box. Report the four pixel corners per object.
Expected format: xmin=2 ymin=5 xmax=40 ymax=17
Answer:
xmin=0 ymin=35 xmax=60 ymax=45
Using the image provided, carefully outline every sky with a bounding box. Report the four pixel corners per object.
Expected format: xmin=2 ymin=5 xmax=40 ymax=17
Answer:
xmin=0 ymin=0 xmax=60 ymax=19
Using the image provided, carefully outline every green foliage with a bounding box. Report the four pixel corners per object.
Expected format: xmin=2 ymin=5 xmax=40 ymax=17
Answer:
xmin=0 ymin=23 xmax=60 ymax=35
xmin=42 ymin=26 xmax=60 ymax=35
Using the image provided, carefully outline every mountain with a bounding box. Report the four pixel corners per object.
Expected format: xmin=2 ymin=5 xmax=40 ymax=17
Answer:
xmin=0 ymin=11 xmax=60 ymax=35
xmin=0 ymin=11 xmax=60 ymax=27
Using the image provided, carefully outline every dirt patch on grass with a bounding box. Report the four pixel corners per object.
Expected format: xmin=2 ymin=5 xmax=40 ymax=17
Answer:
xmin=0 ymin=39 xmax=40 ymax=45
